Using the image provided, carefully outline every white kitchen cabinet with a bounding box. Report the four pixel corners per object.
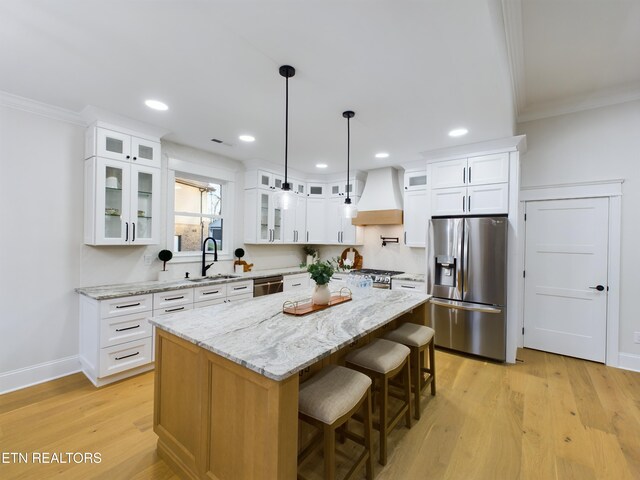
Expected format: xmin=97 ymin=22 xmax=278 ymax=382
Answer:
xmin=391 ymin=279 xmax=426 ymax=293
xmin=283 ymin=194 xmax=307 ymax=243
xmin=86 ymin=126 xmax=160 ymax=168
xmin=327 ymin=197 xmax=362 ymax=245
xmin=293 ymin=180 xmax=306 ymax=195
xmin=283 ymin=273 xmax=310 ymax=292
xmin=79 ymin=293 xmax=155 ymax=387
xmin=328 ymin=178 xmax=362 ymax=198
xmin=307 ymin=183 xmax=326 ymax=198
xmin=84 ymin=157 xmax=160 ymax=245
xmin=193 ymin=280 xmax=253 ymax=307
xmin=430 ymin=183 xmax=509 ymax=216
xmin=153 ymin=288 xmax=194 ymax=315
xmin=404 ymin=190 xmax=427 ymax=247
xmin=431 ymin=153 xmax=509 ymax=189
xmin=306 ymin=197 xmax=326 ymax=243
xmin=244 ymin=189 xmax=283 ymax=243
xmin=403 ymin=171 xmax=427 ymax=191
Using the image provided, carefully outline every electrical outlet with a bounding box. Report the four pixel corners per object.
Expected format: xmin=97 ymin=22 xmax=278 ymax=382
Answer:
xmin=634 ymin=332 xmax=640 ymax=344
xmin=143 ymin=254 xmax=153 ymax=266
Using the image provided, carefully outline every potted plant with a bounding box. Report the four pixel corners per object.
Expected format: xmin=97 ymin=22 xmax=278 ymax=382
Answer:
xmin=303 ymin=246 xmax=318 ymax=267
xmin=158 ymin=250 xmax=173 ymax=280
xmin=307 ymin=260 xmax=335 ymax=305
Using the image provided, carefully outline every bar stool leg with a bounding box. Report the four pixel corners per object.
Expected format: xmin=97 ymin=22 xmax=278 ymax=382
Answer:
xmin=412 ymin=348 xmax=422 ymax=420
xmin=429 ymin=339 xmax=436 ymax=395
xmin=403 ymin=359 xmax=412 ymax=428
xmin=363 ymin=391 xmax=374 ymax=480
xmin=379 ymin=375 xmax=388 ymax=466
xmin=324 ymin=423 xmax=336 ymax=480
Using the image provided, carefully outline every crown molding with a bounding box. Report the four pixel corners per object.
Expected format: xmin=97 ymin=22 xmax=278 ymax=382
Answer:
xmin=0 ymin=91 xmax=85 ymax=126
xmin=501 ymin=0 xmax=526 ymax=117
xmin=517 ymin=82 xmax=640 ymax=123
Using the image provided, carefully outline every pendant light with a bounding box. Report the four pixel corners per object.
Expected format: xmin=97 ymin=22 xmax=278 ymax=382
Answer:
xmin=342 ymin=110 xmax=358 ymax=219
xmin=275 ymin=65 xmax=295 ymax=210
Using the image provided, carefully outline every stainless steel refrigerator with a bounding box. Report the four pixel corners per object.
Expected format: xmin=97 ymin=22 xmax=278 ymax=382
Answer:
xmin=427 ymin=216 xmax=507 ymax=361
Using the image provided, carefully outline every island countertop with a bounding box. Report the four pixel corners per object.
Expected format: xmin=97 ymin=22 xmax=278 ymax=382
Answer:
xmin=149 ymin=287 xmax=431 ymax=381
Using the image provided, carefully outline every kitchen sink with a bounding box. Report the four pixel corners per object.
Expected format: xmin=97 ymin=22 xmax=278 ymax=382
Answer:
xmin=188 ymin=275 xmax=239 ymax=282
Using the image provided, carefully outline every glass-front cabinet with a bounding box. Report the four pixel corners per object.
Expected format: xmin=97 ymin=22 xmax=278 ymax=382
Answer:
xmin=257 ymin=191 xmax=282 ymax=243
xmin=91 ymin=127 xmax=160 ymax=168
xmin=85 ymin=157 xmax=160 ymax=245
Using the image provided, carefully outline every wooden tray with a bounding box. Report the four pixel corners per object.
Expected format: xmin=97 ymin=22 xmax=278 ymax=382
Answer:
xmin=283 ymin=292 xmax=352 ymax=316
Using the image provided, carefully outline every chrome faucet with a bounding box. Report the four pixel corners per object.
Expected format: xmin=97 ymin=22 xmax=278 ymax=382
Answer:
xmin=201 ymin=236 xmax=218 ymax=277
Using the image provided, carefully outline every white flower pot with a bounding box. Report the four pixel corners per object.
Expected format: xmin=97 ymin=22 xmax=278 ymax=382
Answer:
xmin=312 ymin=283 xmax=331 ymax=306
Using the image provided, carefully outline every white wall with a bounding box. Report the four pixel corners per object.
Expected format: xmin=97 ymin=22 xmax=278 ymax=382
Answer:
xmin=518 ymin=100 xmax=640 ymax=360
xmin=319 ymin=225 xmax=426 ymax=274
xmin=0 ymin=106 xmax=304 ymax=393
xmin=0 ymin=106 xmax=84 ymax=389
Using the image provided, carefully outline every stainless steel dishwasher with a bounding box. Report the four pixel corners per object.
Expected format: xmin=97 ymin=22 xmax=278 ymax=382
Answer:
xmin=253 ymin=275 xmax=284 ymax=297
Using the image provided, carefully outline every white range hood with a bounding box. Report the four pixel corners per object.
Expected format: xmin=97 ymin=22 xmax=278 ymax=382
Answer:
xmin=352 ymin=167 xmax=404 ymax=225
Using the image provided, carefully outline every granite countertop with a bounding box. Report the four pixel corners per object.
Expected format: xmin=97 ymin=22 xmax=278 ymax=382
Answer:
xmin=392 ymin=273 xmax=425 ymax=282
xmin=149 ymin=287 xmax=431 ymax=381
xmin=76 ymin=267 xmax=308 ymax=300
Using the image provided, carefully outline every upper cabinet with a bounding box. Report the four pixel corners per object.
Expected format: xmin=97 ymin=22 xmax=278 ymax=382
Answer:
xmin=403 ymin=170 xmax=427 ymax=247
xmin=328 ymin=178 xmax=363 ymax=198
xmin=430 ymin=153 xmax=509 ymax=216
xmin=84 ymin=124 xmax=161 ymax=246
xmin=431 ymin=153 xmax=509 ymax=189
xmin=86 ymin=126 xmax=161 ymax=168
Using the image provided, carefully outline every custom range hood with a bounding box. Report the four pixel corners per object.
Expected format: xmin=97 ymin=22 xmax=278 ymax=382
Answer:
xmin=352 ymin=167 xmax=403 ymax=225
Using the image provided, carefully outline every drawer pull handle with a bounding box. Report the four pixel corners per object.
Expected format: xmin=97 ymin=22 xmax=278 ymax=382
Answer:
xmin=115 ymin=325 xmax=141 ymax=332
xmin=116 ymin=302 xmax=141 ymax=309
xmin=202 ymin=290 xmax=220 ymax=296
xmin=165 ymin=306 xmax=185 ymax=312
xmin=401 ymin=285 xmax=416 ymax=289
xmin=115 ymin=352 xmax=139 ymax=361
xmin=233 ymin=286 xmax=247 ymax=290
xmin=292 ymin=283 xmax=301 ymax=287
xmin=165 ymin=295 xmax=184 ymax=301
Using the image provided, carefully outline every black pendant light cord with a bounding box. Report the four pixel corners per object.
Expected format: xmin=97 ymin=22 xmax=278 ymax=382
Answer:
xmin=342 ymin=110 xmax=355 ymax=204
xmin=279 ymin=65 xmax=295 ymax=191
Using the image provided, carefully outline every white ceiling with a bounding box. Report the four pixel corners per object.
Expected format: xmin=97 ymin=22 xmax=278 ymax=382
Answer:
xmin=0 ymin=1 xmax=638 ymax=173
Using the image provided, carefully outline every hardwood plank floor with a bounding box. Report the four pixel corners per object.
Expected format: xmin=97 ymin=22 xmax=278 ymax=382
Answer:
xmin=1 ymin=348 xmax=638 ymax=479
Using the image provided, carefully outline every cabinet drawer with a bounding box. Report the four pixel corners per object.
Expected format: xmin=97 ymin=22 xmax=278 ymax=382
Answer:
xmin=225 ymin=292 xmax=253 ymax=303
xmin=195 ymin=297 xmax=227 ymax=308
xmin=99 ymin=337 xmax=152 ymax=378
xmin=194 ymin=284 xmax=227 ymax=302
xmin=392 ymin=280 xmax=426 ymax=293
xmin=227 ymin=280 xmax=253 ymax=297
xmin=155 ymin=303 xmax=193 ymax=316
xmin=100 ymin=294 xmax=152 ymax=319
xmin=100 ymin=311 xmax=152 ymax=348
xmin=284 ymin=274 xmax=309 ymax=291
xmin=153 ymin=289 xmax=194 ymax=309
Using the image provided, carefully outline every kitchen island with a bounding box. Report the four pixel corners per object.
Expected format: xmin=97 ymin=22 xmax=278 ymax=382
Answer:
xmin=149 ymin=287 xmax=430 ymax=480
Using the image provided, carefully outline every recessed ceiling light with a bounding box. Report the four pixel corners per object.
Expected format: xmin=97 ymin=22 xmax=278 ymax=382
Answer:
xmin=375 ymin=152 xmax=389 ymax=159
xmin=316 ymin=163 xmax=328 ymax=169
xmin=448 ymin=128 xmax=468 ymax=137
xmin=145 ymin=99 xmax=168 ymax=111
xmin=238 ymin=135 xmax=255 ymax=142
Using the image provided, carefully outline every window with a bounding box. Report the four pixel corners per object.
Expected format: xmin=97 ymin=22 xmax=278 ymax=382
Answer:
xmin=173 ymin=176 xmax=224 ymax=255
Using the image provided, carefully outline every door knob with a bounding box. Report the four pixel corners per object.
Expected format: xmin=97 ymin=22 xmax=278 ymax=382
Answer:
xmin=589 ymin=285 xmax=605 ymax=291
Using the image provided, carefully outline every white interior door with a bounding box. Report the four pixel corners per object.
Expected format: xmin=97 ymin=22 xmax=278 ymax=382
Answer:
xmin=523 ymin=198 xmax=609 ymax=362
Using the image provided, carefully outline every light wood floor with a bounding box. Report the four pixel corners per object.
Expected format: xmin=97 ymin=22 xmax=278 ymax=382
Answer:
xmin=1 ymin=348 xmax=638 ymax=479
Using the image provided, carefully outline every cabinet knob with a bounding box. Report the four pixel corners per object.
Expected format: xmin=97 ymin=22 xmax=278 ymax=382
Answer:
xmin=126 ymin=155 xmax=131 ymax=159
xmin=133 ymin=156 xmax=137 ymax=160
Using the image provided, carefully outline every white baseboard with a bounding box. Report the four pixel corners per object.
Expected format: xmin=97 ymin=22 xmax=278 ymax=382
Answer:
xmin=0 ymin=355 xmax=81 ymax=395
xmin=617 ymin=352 xmax=640 ymax=373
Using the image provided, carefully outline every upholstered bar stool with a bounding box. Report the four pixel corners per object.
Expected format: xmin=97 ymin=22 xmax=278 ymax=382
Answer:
xmin=298 ymin=365 xmax=374 ymax=480
xmin=384 ymin=323 xmax=436 ymax=420
xmin=345 ymin=338 xmax=412 ymax=466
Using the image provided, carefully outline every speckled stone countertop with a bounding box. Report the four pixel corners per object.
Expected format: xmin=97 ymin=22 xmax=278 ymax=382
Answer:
xmin=75 ymin=267 xmax=308 ymax=300
xmin=149 ymin=287 xmax=431 ymax=381
xmin=392 ymin=273 xmax=426 ymax=282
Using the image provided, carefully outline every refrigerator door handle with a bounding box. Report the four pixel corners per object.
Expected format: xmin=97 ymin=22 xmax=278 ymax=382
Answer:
xmin=463 ymin=218 xmax=470 ymax=299
xmin=431 ymin=298 xmax=502 ymax=314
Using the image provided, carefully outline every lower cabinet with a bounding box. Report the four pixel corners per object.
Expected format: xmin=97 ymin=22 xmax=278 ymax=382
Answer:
xmin=79 ymin=280 xmax=254 ymax=387
xmin=80 ymin=293 xmax=155 ymax=387
xmin=391 ymin=279 xmax=426 ymax=293
xmin=283 ymin=273 xmax=310 ymax=292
